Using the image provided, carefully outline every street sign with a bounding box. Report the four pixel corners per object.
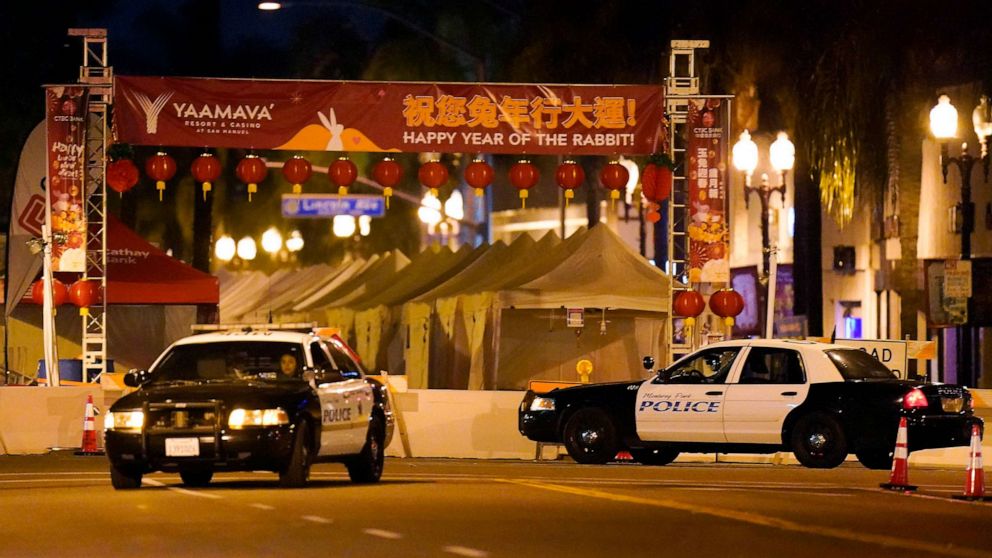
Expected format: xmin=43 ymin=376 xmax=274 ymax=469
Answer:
xmin=566 ymin=308 xmax=584 ymax=328
xmin=943 ymin=260 xmax=972 ymax=298
xmin=833 ymin=338 xmax=909 ymax=379
xmin=281 ymin=194 xmax=385 ymax=218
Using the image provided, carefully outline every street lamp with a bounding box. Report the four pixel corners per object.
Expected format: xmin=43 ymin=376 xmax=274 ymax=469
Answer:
xmin=333 ymin=215 xmax=357 ymax=238
xmin=261 ymin=227 xmax=283 ymax=255
xmin=929 ymin=94 xmax=991 ymax=387
xmin=236 ymin=236 xmax=257 ymax=261
xmin=733 ymin=130 xmax=794 ymax=339
xmin=215 ymin=235 xmax=236 ymax=262
xmin=286 ymin=230 xmax=304 ymax=252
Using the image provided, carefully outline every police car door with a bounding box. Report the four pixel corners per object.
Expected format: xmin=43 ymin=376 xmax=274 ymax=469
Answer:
xmin=312 ymin=341 xmax=357 ymax=456
xmin=635 ymin=346 xmax=742 ymax=443
xmin=326 ymin=344 xmax=373 ymax=448
xmin=723 ymin=346 xmax=809 ymax=444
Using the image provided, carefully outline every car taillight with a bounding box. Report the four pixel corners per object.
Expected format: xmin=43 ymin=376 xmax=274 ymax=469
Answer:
xmin=903 ymin=388 xmax=928 ymax=410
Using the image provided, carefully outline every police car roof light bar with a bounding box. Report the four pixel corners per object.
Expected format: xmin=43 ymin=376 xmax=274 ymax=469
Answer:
xmin=190 ymin=322 xmax=318 ymax=334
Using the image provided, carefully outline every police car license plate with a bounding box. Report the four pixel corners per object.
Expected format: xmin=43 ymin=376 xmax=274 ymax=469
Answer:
xmin=941 ymin=397 xmax=963 ymax=413
xmin=165 ymin=437 xmax=200 ymax=457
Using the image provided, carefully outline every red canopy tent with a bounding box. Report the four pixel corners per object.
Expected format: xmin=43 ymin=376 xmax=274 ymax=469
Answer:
xmin=103 ymin=214 xmax=218 ymax=304
xmin=20 ymin=214 xmax=219 ymax=306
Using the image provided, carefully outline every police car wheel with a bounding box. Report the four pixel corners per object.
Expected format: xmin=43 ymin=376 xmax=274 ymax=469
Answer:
xmin=179 ymin=468 xmax=213 ymax=487
xmin=110 ymin=462 xmax=142 ymax=490
xmin=855 ymin=448 xmax=893 ymax=470
xmin=630 ymin=447 xmax=680 ymax=466
xmin=563 ymin=407 xmax=619 ymax=465
xmin=347 ymin=413 xmax=385 ymax=484
xmin=279 ymin=421 xmax=312 ymax=488
xmin=790 ymin=411 xmax=848 ymax=469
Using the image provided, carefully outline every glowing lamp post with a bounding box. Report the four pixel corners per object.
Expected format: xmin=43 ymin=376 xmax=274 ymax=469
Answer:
xmin=929 ymin=94 xmax=991 ymax=387
xmin=733 ymin=130 xmax=794 ymax=339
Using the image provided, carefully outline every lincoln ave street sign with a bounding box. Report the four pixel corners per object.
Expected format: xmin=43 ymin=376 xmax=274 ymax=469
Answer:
xmin=281 ymin=194 xmax=386 ymax=218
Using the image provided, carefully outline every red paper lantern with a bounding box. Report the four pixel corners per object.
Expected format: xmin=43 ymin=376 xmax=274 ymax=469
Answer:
xmin=68 ymin=279 xmax=102 ymax=315
xmin=642 ymin=162 xmax=673 ymax=203
xmin=30 ymin=279 xmax=68 ymax=307
xmin=509 ymin=160 xmax=539 ymax=208
xmin=106 ymin=158 xmax=139 ymax=195
xmin=236 ymin=154 xmax=268 ymax=202
xmin=673 ymin=289 xmax=706 ymax=328
xmin=145 ymin=152 xmax=177 ymax=202
xmin=600 ymin=161 xmax=629 ymax=208
xmin=282 ymin=155 xmax=312 ymax=194
xmin=709 ymin=289 xmax=745 ymax=327
xmin=372 ymin=157 xmax=403 ymax=208
xmin=555 ymin=160 xmax=585 ymax=206
xmin=464 ymin=158 xmax=494 ymax=198
xmin=191 ymin=153 xmax=222 ymax=201
xmin=329 ymin=157 xmax=358 ymax=195
xmin=418 ymin=160 xmax=449 ymax=198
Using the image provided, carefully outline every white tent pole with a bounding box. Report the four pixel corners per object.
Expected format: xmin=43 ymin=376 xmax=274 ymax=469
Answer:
xmin=765 ymin=245 xmax=778 ymax=339
xmin=41 ymin=224 xmax=60 ymax=387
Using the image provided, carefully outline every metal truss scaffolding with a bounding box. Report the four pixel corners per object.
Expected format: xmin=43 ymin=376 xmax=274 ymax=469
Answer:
xmin=69 ymin=29 xmax=112 ymax=382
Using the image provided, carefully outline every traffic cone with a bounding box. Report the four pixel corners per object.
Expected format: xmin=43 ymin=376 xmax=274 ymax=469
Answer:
xmin=953 ymin=424 xmax=991 ymax=501
xmin=614 ymin=450 xmax=634 ymax=462
xmin=74 ymin=395 xmax=104 ymax=456
xmin=880 ymin=416 xmax=916 ymax=491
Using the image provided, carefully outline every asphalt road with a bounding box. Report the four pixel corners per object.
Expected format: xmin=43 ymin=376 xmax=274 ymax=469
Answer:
xmin=0 ymin=454 xmax=989 ymax=558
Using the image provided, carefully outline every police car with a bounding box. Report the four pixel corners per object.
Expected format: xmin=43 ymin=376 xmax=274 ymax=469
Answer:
xmin=104 ymin=328 xmax=394 ymax=489
xmin=519 ymin=339 xmax=982 ymax=469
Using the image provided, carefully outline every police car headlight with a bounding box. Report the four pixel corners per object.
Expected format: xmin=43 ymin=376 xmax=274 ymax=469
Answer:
xmin=228 ymin=408 xmax=289 ymax=429
xmin=529 ymin=397 xmax=555 ymax=411
xmin=105 ymin=410 xmax=144 ymax=431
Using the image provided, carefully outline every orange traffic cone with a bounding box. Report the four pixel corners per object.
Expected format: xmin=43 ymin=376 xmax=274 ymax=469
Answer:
xmin=74 ymin=395 xmax=104 ymax=456
xmin=614 ymin=450 xmax=634 ymax=463
xmin=880 ymin=416 xmax=916 ymax=492
xmin=953 ymin=424 xmax=990 ymax=501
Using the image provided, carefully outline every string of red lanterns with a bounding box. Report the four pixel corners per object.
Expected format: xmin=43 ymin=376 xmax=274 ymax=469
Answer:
xmin=599 ymin=160 xmax=629 ymax=209
xmin=418 ymin=159 xmax=448 ymax=198
xmin=236 ymin=154 xmax=267 ymax=202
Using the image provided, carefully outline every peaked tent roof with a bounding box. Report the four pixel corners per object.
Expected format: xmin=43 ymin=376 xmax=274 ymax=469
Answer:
xmin=500 ymin=225 xmax=670 ymax=311
xmin=351 ymin=243 xmax=489 ymax=310
xmin=290 ymin=255 xmax=377 ymax=312
xmin=302 ymin=250 xmax=411 ymax=311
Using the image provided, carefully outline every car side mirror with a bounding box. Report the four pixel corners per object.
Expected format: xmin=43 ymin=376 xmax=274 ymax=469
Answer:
xmin=642 ymin=356 xmax=655 ymax=371
xmin=124 ymin=369 xmax=148 ymax=387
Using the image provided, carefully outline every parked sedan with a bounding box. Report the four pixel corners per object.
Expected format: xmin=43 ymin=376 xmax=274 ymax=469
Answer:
xmin=519 ymin=339 xmax=982 ymax=469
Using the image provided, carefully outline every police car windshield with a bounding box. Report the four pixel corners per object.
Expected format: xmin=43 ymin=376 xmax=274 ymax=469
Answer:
xmin=151 ymin=341 xmax=306 ymax=383
xmin=826 ymin=349 xmax=897 ymax=380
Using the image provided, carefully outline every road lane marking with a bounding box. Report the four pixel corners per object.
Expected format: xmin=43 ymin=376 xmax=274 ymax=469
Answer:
xmin=143 ymin=478 xmax=222 ymax=499
xmin=443 ymin=545 xmax=489 ymax=557
xmin=363 ymin=528 xmax=403 ymax=539
xmin=250 ymin=503 xmax=275 ymax=511
xmin=302 ymin=515 xmax=332 ymax=524
xmin=500 ymin=479 xmax=992 ymax=558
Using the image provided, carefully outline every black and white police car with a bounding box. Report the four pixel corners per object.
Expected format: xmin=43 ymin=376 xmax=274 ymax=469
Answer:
xmin=519 ymin=339 xmax=982 ymax=469
xmin=104 ymin=328 xmax=394 ymax=489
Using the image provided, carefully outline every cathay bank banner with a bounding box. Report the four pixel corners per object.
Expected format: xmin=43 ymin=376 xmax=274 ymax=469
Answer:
xmin=114 ymin=76 xmax=665 ymax=155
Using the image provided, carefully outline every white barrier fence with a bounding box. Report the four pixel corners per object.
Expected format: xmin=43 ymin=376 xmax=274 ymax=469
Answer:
xmin=0 ymin=385 xmax=988 ymax=468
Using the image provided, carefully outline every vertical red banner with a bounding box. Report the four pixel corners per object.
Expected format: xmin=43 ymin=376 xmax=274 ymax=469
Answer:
xmin=686 ymin=98 xmax=730 ymax=283
xmin=45 ymin=86 xmax=89 ymax=272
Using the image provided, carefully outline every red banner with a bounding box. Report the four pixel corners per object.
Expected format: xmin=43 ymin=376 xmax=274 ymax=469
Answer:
xmin=45 ymin=86 xmax=89 ymax=272
xmin=686 ymin=98 xmax=730 ymax=283
xmin=114 ymin=76 xmax=664 ymax=156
